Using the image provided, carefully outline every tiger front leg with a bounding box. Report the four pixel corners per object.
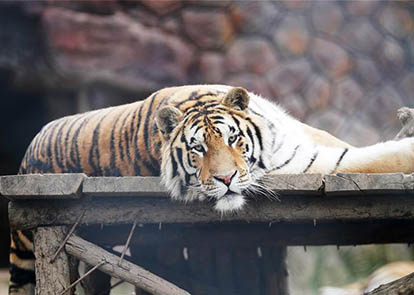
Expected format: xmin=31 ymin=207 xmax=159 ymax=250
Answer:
xmin=332 ymin=138 xmax=414 ymax=174
xmin=265 ymin=138 xmax=414 ymax=175
xmin=336 ymin=107 xmax=414 ymax=174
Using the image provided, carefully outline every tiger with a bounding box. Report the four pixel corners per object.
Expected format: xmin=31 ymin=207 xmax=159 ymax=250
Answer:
xmin=319 ymin=261 xmax=414 ymax=295
xmin=10 ymin=84 xmax=414 ymax=294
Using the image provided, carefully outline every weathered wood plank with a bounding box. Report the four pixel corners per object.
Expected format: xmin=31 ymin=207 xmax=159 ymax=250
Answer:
xmin=2 ymin=173 xmax=414 ymax=200
xmin=9 ymin=193 xmax=414 ymax=230
xmin=1 ymin=174 xmax=325 ymax=199
xmin=65 ymin=235 xmax=191 ymax=295
xmin=259 ymin=174 xmax=323 ymax=193
xmin=324 ymin=173 xmax=414 ymax=195
xmin=82 ymin=176 xmax=168 ymax=197
xmin=0 ymin=174 xmax=86 ymax=200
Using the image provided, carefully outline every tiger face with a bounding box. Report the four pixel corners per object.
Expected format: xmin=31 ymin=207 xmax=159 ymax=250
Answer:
xmin=156 ymin=87 xmax=266 ymax=213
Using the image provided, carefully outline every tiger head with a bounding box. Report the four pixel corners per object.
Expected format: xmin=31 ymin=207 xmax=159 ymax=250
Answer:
xmin=156 ymin=87 xmax=268 ymax=213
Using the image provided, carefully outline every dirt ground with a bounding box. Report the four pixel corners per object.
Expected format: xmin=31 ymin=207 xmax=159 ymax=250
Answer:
xmin=0 ymin=269 xmax=8 ymax=295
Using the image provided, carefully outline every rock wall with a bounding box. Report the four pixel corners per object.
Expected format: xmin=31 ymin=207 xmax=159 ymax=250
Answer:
xmin=1 ymin=1 xmax=413 ymax=147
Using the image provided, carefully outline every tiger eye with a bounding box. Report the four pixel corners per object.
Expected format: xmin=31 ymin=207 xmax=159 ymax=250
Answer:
xmin=228 ymin=135 xmax=238 ymax=144
xmin=193 ymin=145 xmax=203 ymax=152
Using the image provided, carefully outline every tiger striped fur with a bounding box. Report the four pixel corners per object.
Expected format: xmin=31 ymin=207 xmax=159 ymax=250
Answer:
xmin=11 ymin=85 xmax=414 ymax=294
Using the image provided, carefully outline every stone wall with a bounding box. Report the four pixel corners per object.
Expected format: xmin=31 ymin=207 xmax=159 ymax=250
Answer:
xmin=1 ymin=1 xmax=413 ymax=147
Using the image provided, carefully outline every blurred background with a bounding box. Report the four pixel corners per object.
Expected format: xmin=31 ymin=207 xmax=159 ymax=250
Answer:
xmin=0 ymin=0 xmax=413 ymax=294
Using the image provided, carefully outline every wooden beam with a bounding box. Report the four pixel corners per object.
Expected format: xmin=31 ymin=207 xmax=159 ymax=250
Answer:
xmin=65 ymin=234 xmax=190 ymax=295
xmin=8 ymin=193 xmax=414 ymax=230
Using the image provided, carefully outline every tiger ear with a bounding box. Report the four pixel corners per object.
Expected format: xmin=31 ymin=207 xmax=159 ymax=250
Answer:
xmin=222 ymin=87 xmax=250 ymax=111
xmin=155 ymin=106 xmax=183 ymax=140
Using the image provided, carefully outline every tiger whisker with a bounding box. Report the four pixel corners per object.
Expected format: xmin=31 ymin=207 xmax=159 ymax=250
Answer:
xmin=247 ymin=181 xmax=280 ymax=202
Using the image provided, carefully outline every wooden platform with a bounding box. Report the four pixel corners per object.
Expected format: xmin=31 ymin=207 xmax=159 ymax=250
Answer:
xmin=2 ymin=173 xmax=414 ymax=295
xmin=3 ymin=173 xmax=414 ymax=245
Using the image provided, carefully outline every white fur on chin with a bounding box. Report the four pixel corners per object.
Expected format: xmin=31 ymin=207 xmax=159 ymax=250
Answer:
xmin=214 ymin=193 xmax=246 ymax=213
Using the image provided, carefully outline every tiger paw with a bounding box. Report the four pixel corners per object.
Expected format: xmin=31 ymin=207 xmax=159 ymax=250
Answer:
xmin=214 ymin=193 xmax=246 ymax=213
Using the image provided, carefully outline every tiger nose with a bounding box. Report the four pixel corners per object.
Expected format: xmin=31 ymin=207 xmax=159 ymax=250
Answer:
xmin=214 ymin=170 xmax=237 ymax=186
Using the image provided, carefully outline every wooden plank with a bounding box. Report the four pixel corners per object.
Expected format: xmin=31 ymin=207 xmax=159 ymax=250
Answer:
xmin=324 ymin=173 xmax=414 ymax=195
xmin=82 ymin=176 xmax=168 ymax=197
xmin=2 ymin=173 xmax=414 ymax=200
xmin=0 ymin=174 xmax=86 ymax=200
xmin=0 ymin=174 xmax=325 ymax=199
xmin=8 ymin=192 xmax=414 ymax=230
xmin=259 ymin=174 xmax=323 ymax=193
xmin=79 ymin=220 xmax=414 ymax=247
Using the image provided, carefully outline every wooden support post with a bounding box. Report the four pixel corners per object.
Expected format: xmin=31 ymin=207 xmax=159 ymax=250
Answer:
xmin=33 ymin=226 xmax=77 ymax=295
